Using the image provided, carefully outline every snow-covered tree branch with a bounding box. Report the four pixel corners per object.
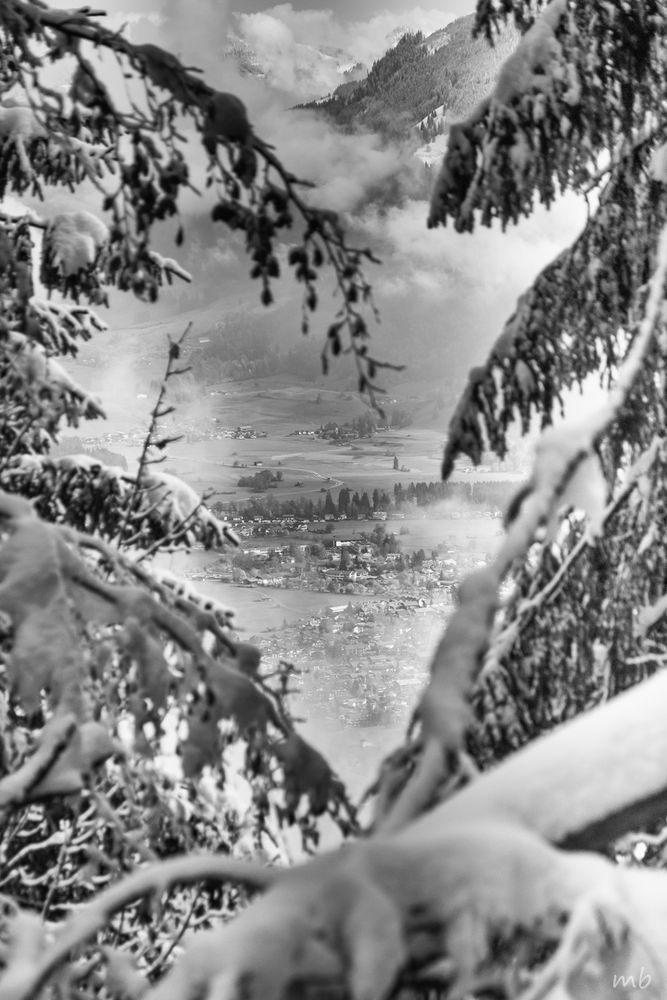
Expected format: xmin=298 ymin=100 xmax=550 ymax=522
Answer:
xmin=2 ymin=2 xmax=667 ymax=1000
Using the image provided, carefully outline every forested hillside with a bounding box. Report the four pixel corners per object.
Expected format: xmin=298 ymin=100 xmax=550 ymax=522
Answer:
xmin=304 ymin=15 xmax=518 ymax=136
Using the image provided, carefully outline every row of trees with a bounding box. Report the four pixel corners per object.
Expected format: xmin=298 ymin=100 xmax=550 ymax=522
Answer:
xmin=418 ymin=110 xmax=445 ymax=144
xmin=215 ymin=478 xmax=516 ymax=524
xmin=392 ymin=478 xmax=515 ymax=508
xmin=236 ymin=469 xmax=283 ymax=491
xmin=188 ymin=335 xmax=323 ymax=386
xmin=319 ymin=408 xmax=412 ymax=440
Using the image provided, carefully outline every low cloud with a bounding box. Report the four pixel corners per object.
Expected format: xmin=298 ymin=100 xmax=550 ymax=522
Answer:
xmin=206 ymin=3 xmax=587 ymax=360
xmin=258 ymin=109 xmax=423 ymax=214
xmin=360 ymin=193 xmax=587 ymax=301
xmin=231 ymin=4 xmax=458 ymax=100
xmin=187 ymin=48 xmax=425 ymax=217
xmin=19 ymin=0 xmax=588 ymax=400
xmin=157 ymin=0 xmax=231 ymax=76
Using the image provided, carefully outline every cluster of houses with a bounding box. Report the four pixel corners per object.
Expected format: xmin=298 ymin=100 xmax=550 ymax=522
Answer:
xmin=82 ymin=420 xmax=268 ymax=451
xmin=226 ymin=508 xmax=499 ymax=540
xmin=188 ymin=532 xmax=487 ymax=601
xmin=184 ymin=507 xmax=500 ymax=729
xmin=231 ymin=516 xmax=314 ymax=538
xmin=78 ymin=429 xmax=160 ymax=450
xmin=255 ymin=599 xmax=446 ymax=728
xmin=229 ymin=425 xmax=267 ymax=440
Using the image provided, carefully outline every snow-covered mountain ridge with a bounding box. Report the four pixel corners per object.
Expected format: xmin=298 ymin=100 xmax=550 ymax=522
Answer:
xmin=223 ymin=16 xmax=402 ymax=101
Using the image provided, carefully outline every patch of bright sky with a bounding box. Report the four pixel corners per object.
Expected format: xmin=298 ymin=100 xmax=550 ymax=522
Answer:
xmin=233 ymin=0 xmax=475 ymax=20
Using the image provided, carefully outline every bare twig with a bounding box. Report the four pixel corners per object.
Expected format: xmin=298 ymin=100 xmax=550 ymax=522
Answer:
xmin=114 ymin=324 xmax=190 ymax=550
xmin=8 ymin=854 xmax=279 ymax=1000
xmin=145 ymin=887 xmax=201 ymax=977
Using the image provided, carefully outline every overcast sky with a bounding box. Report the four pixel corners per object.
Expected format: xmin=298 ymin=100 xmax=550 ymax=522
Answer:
xmin=84 ymin=2 xmax=480 ymax=90
xmin=232 ymin=0 xmax=476 ymax=19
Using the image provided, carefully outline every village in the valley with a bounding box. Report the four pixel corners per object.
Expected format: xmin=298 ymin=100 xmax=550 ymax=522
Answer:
xmin=184 ymin=507 xmax=504 ymax=729
xmin=57 ymin=414 xmax=517 ymax=732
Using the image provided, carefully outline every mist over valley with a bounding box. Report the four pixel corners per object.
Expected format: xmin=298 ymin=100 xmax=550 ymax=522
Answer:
xmin=57 ymin=5 xmax=583 ymax=781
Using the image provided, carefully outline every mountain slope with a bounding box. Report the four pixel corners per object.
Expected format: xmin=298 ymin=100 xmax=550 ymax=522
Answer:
xmin=303 ymin=16 xmax=518 ymax=137
xmin=224 ymin=18 xmax=369 ymax=101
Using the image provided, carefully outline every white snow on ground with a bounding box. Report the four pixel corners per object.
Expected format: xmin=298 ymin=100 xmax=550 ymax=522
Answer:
xmin=414 ymin=130 xmax=449 ymax=167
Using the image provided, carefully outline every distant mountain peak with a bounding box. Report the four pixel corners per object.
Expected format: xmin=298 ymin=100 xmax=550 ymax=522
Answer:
xmin=223 ymin=18 xmax=370 ymax=101
xmin=222 ymin=15 xmax=451 ymax=104
xmin=224 ymin=33 xmax=266 ymax=80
